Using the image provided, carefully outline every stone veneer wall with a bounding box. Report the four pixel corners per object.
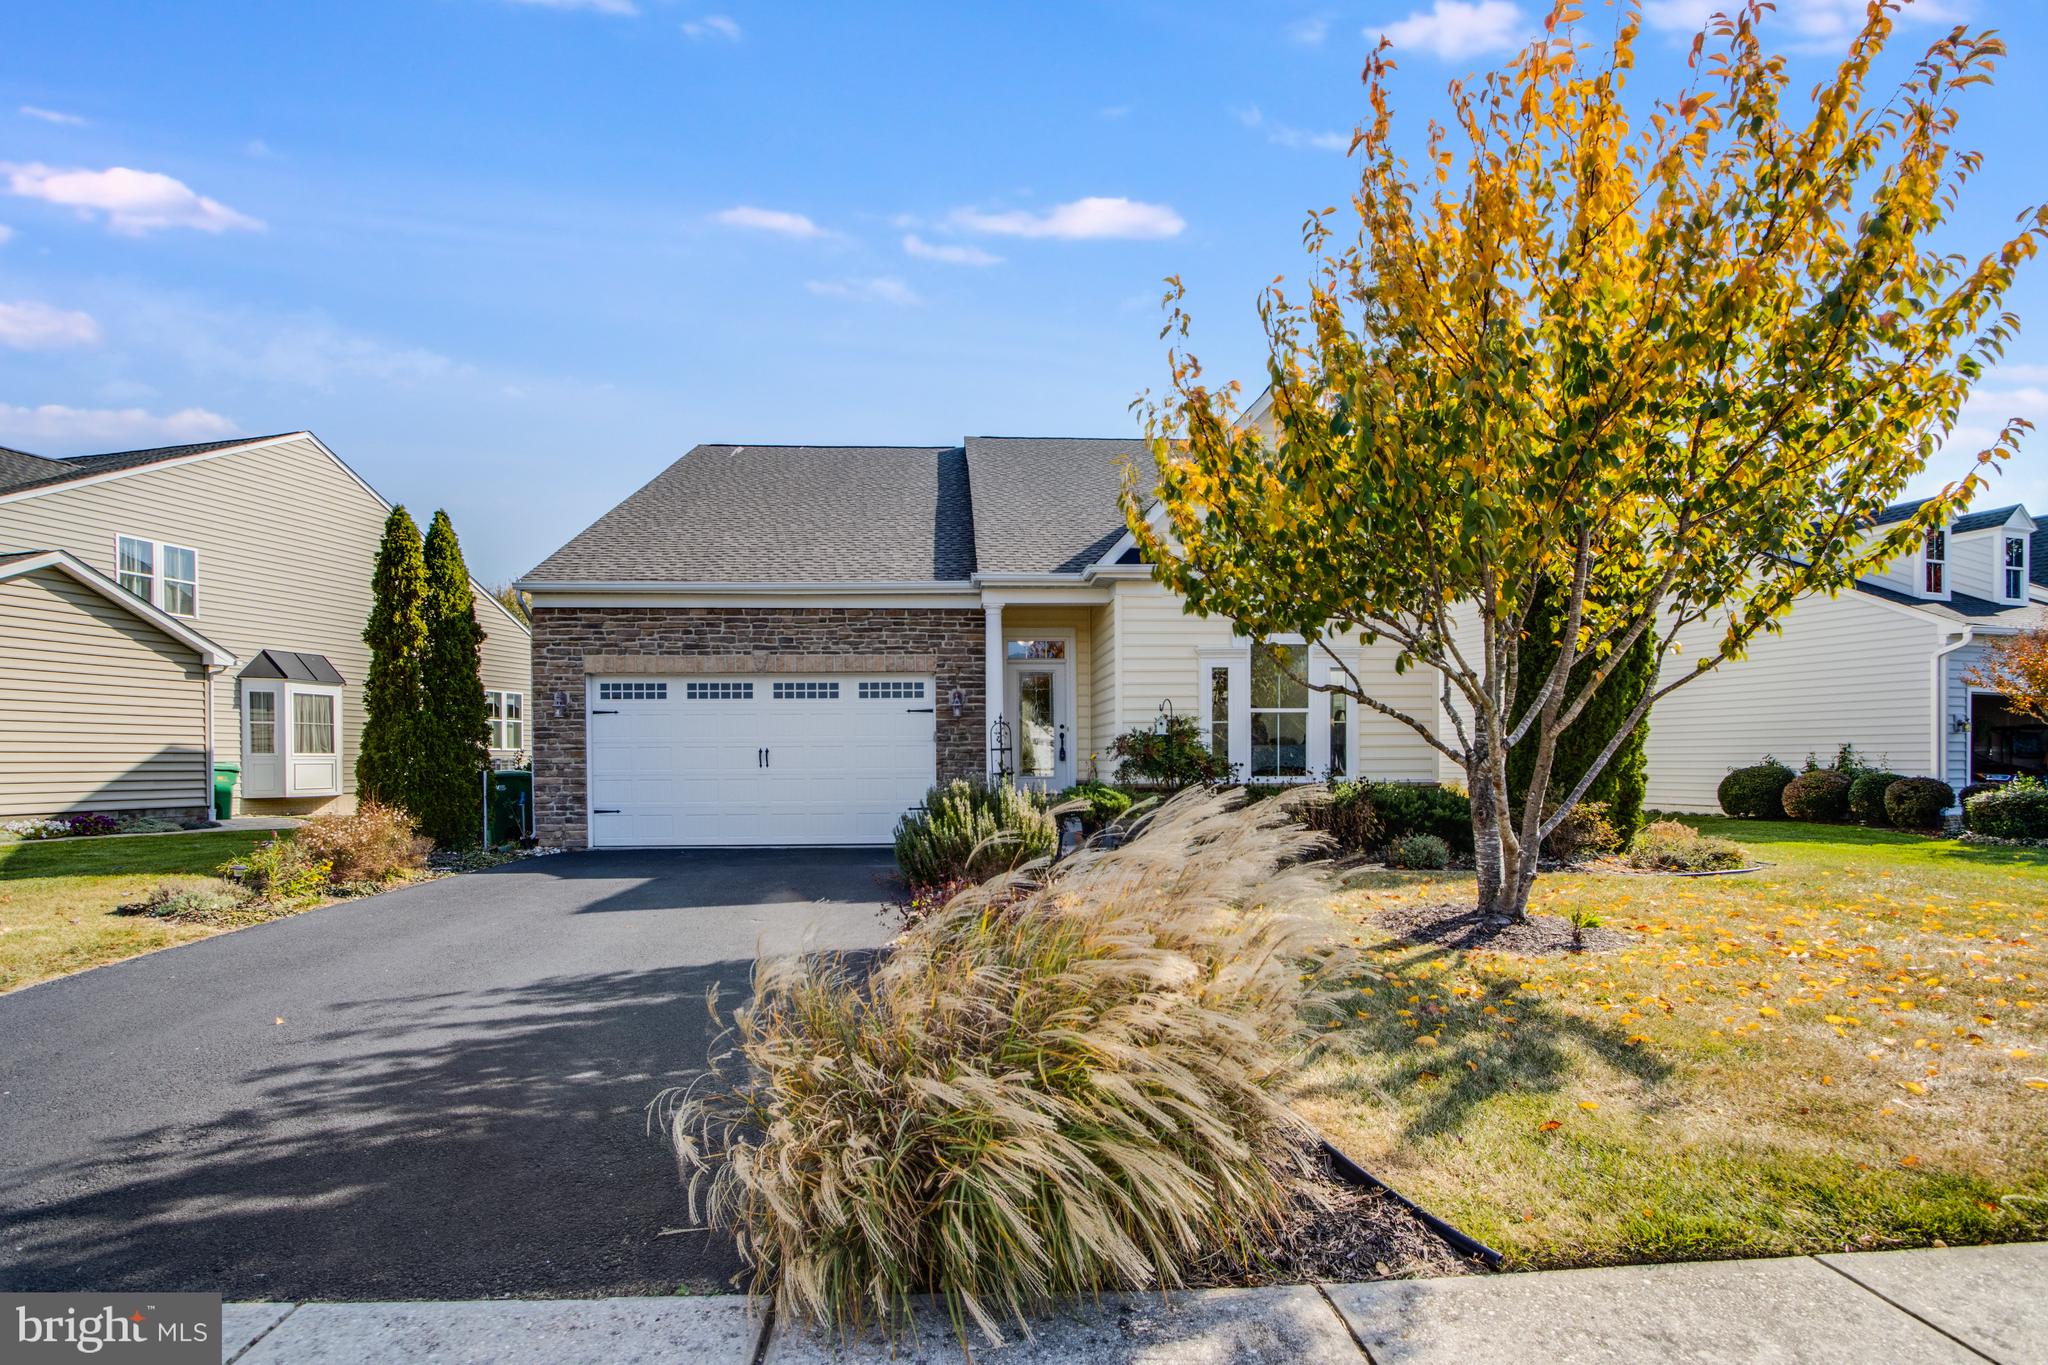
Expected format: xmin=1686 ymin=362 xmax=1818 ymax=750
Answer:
xmin=530 ymin=605 xmax=987 ymax=848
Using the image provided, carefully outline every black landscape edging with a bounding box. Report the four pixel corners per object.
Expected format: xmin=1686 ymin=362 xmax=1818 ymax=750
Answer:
xmin=1318 ymin=1136 xmax=1506 ymax=1270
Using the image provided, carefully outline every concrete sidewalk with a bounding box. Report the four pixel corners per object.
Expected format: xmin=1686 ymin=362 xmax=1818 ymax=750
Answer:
xmin=222 ymin=1242 xmax=2045 ymax=1363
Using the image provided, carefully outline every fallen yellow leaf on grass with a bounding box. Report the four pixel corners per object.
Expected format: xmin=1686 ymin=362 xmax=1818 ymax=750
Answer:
xmin=2025 ymin=1079 xmax=2048 ymax=1091
xmin=1901 ymin=1081 xmax=1927 ymax=1095
xmin=1758 ymin=1006 xmax=1779 ymax=1017
xmin=1899 ymin=1155 xmax=1921 ymax=1168
xmin=1625 ymin=1034 xmax=1648 ymax=1046
xmin=1579 ymin=1100 xmax=1600 ymax=1111
xmin=1537 ymin=1119 xmax=1563 ymax=1132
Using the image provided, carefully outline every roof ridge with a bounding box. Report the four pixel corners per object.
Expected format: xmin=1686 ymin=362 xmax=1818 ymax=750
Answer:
xmin=697 ymin=441 xmax=959 ymax=452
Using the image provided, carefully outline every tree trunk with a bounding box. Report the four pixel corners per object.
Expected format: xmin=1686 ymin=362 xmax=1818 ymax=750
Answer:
xmin=1468 ymin=739 xmax=1507 ymax=917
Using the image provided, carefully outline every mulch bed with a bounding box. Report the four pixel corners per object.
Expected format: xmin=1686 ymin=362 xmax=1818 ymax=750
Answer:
xmin=1188 ymin=1140 xmax=1480 ymax=1286
xmin=1373 ymin=900 xmax=1632 ymax=954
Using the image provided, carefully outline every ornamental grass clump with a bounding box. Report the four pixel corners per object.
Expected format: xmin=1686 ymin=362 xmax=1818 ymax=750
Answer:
xmin=659 ymin=788 xmax=1341 ymax=1347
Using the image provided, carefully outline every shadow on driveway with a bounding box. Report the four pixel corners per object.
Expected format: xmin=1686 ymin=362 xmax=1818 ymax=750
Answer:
xmin=0 ymin=849 xmax=895 ymax=1301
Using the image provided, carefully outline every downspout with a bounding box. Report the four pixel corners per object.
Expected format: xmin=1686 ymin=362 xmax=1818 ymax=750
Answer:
xmin=1929 ymin=626 xmax=1977 ymax=797
xmin=203 ymin=663 xmax=218 ymax=820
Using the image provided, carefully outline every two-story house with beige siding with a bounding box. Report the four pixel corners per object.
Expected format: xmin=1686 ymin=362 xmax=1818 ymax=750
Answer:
xmin=0 ymin=432 xmax=531 ymax=822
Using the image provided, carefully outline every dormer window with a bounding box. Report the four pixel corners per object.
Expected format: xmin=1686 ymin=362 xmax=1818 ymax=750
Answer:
xmin=2006 ymin=536 xmax=2028 ymax=601
xmin=1924 ymin=528 xmax=1946 ymax=595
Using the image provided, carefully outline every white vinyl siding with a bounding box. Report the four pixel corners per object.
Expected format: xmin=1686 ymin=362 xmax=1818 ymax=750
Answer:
xmin=1108 ymin=580 xmax=1438 ymax=782
xmin=0 ymin=567 xmax=209 ymax=817
xmin=0 ymin=437 xmax=532 ymax=813
xmin=1643 ymin=590 xmax=1939 ymax=811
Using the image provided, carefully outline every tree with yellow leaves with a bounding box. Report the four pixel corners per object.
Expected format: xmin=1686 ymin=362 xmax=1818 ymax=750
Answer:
xmin=1965 ymin=627 xmax=2048 ymax=722
xmin=1126 ymin=0 xmax=2043 ymax=923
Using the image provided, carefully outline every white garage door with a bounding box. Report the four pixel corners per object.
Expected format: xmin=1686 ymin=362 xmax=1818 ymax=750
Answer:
xmin=585 ymin=673 xmax=937 ymax=847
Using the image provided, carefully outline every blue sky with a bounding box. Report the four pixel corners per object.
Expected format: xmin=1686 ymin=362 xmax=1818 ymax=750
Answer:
xmin=3 ymin=0 xmax=2044 ymax=583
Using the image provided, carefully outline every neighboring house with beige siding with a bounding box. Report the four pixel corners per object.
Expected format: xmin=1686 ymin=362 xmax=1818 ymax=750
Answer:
xmin=518 ymin=437 xmax=1444 ymax=849
xmin=0 ymin=550 xmax=236 ymax=820
xmin=1636 ymin=501 xmax=2042 ymax=811
xmin=0 ymin=432 xmax=531 ymax=820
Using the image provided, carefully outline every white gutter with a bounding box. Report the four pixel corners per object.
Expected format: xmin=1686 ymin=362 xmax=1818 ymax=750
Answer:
xmin=1930 ymin=626 xmax=1978 ymax=794
xmin=516 ymin=578 xmax=975 ymax=595
xmin=202 ymin=664 xmax=217 ymax=818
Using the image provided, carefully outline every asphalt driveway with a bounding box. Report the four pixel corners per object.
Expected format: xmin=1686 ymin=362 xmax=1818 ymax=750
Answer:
xmin=0 ymin=849 xmax=898 ymax=1301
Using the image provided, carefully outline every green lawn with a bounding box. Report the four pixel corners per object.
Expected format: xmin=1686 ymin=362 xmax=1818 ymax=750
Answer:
xmin=1290 ymin=817 xmax=2048 ymax=1269
xmin=0 ymin=830 xmax=276 ymax=993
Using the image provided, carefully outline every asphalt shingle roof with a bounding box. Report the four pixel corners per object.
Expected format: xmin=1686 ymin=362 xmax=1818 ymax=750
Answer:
xmin=0 ymin=446 xmax=70 ymax=492
xmin=963 ymin=436 xmax=1148 ymax=574
xmin=0 ymin=435 xmax=299 ymax=496
xmin=523 ymin=444 xmax=979 ymax=584
xmin=1951 ymin=503 xmax=2025 ymax=535
xmin=2034 ymin=526 xmax=2048 ymax=589
xmin=1853 ymin=580 xmax=2036 ymax=623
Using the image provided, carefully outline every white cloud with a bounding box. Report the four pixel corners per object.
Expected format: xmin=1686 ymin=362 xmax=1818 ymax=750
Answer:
xmin=712 ymin=205 xmax=835 ymax=239
xmin=1286 ymin=16 xmax=1330 ymax=44
xmin=1372 ymin=1 xmax=1527 ymax=60
xmin=2 ymin=163 xmax=263 ymax=236
xmin=124 ymin=304 xmax=461 ymax=389
xmin=20 ymin=105 xmax=88 ymax=127
xmin=682 ymin=14 xmax=741 ymax=40
xmin=1643 ymin=0 xmax=1962 ymax=53
xmin=503 ymin=0 xmax=639 ymax=14
xmin=949 ymin=196 xmax=1185 ymax=241
xmin=244 ymin=139 xmax=274 ymax=159
xmin=0 ymin=225 xmax=13 ymax=246
xmin=901 ymin=234 xmax=1002 ymax=267
xmin=0 ymin=301 xmax=102 ymax=350
xmin=1234 ymin=105 xmax=1349 ymax=153
xmin=0 ymin=401 xmax=237 ymax=448
xmin=804 ymin=276 xmax=921 ymax=306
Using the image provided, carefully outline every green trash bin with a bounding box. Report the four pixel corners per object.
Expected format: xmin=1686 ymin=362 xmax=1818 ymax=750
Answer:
xmin=485 ymin=769 xmax=532 ymax=845
xmin=212 ymin=763 xmax=240 ymax=821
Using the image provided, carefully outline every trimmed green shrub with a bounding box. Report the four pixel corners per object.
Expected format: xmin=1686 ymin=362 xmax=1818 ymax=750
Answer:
xmin=1505 ymin=576 xmax=1655 ymax=846
xmin=223 ymin=836 xmax=331 ymax=901
xmin=894 ymin=780 xmax=1055 ymax=888
xmin=1385 ymin=833 xmax=1452 ymax=870
xmin=1368 ymin=782 xmax=1474 ymax=852
xmin=1848 ymin=771 xmax=1905 ymax=825
xmin=1626 ymin=820 xmax=1746 ymax=872
xmin=1884 ymin=777 xmax=1955 ymax=831
xmin=1054 ymin=781 xmax=1134 ymax=829
xmin=1963 ymin=777 xmax=2048 ymax=840
xmin=117 ymin=816 xmax=184 ymax=835
xmin=1109 ymin=715 xmax=1229 ymax=789
xmin=1781 ymin=770 xmax=1853 ymax=822
xmin=661 ymin=789 xmax=1337 ymax=1345
xmin=1717 ymin=759 xmax=1795 ymax=818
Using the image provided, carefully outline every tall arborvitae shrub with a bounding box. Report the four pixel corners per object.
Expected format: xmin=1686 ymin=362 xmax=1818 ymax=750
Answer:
xmin=358 ymin=507 xmax=431 ymax=812
xmin=1507 ymin=578 xmax=1655 ymax=846
xmin=416 ymin=510 xmax=491 ymax=847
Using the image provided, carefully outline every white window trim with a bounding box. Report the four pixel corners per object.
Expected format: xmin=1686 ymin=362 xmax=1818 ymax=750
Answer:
xmin=2002 ymin=535 xmax=2028 ymax=604
xmin=1197 ymin=639 xmax=1355 ymax=785
xmin=1923 ymin=527 xmax=1948 ymax=598
xmin=486 ymin=689 xmax=527 ymax=750
xmin=114 ymin=532 xmax=199 ymax=618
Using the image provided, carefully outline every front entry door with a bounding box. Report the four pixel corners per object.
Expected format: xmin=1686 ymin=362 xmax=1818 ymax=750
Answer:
xmin=1003 ymin=637 xmax=1074 ymax=792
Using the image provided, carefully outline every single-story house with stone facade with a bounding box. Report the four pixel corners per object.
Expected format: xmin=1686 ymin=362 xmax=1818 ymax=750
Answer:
xmin=516 ymin=438 xmax=1442 ymax=849
xmin=520 ymin=429 xmax=2047 ymax=849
